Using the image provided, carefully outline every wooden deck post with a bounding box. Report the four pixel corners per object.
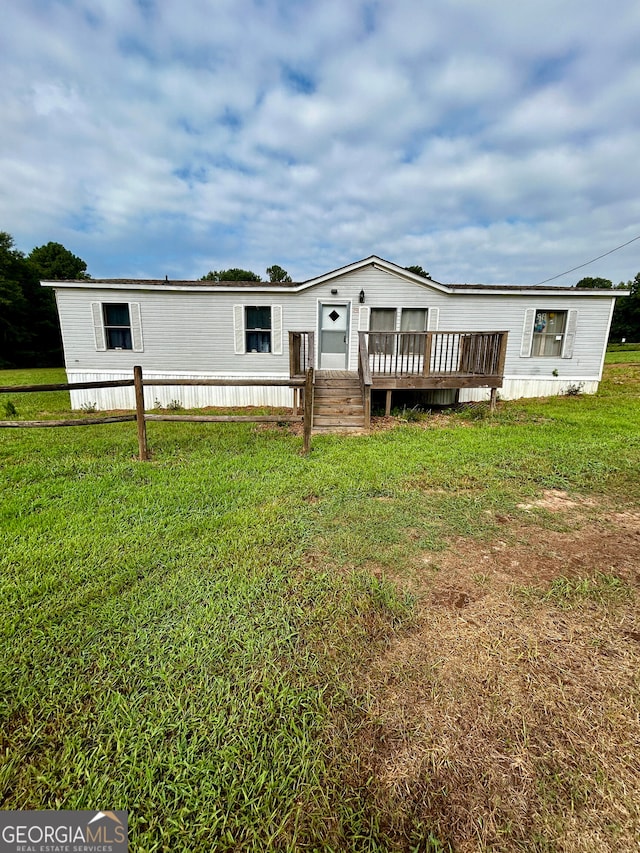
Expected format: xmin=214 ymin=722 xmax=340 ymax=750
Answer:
xmin=489 ymin=387 xmax=498 ymax=412
xmin=302 ymin=368 xmax=313 ymax=454
xmin=134 ymin=365 xmax=149 ymax=460
xmin=385 ymin=389 xmax=392 ymax=416
xmin=423 ymin=332 xmax=433 ymax=376
xmin=363 ymin=385 xmax=371 ymax=430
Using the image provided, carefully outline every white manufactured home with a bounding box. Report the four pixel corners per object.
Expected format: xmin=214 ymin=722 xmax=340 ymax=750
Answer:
xmin=43 ymin=255 xmax=623 ymax=429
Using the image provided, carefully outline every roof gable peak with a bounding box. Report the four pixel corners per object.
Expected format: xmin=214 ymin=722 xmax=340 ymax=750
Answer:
xmin=300 ymin=255 xmax=450 ymax=292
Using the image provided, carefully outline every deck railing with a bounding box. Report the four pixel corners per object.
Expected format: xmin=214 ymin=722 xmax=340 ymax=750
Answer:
xmin=358 ymin=331 xmax=508 ymax=378
xmin=289 ymin=331 xmax=315 ymax=377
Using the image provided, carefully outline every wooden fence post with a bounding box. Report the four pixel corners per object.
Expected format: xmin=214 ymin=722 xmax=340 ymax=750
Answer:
xmin=302 ymin=369 xmax=313 ymax=454
xmin=134 ymin=365 xmax=149 ymax=460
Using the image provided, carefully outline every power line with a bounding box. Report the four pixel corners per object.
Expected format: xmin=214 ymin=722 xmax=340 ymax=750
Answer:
xmin=533 ymin=233 xmax=640 ymax=285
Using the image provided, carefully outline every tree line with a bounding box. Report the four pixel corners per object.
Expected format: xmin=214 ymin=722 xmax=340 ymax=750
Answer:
xmin=0 ymin=233 xmax=88 ymax=368
xmin=200 ymin=264 xmax=292 ymax=282
xmin=1 ymin=230 xmax=638 ymax=369
xmin=0 ymin=236 xmax=296 ymax=368
xmin=576 ymin=275 xmax=639 ymax=341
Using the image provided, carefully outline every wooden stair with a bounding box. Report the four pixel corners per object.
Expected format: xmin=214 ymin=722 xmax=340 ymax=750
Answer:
xmin=312 ymin=371 xmax=366 ymax=432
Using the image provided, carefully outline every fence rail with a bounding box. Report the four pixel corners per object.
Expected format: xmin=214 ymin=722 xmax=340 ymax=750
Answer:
xmin=0 ymin=379 xmax=135 ymax=393
xmin=0 ymin=415 xmax=137 ymax=428
xmin=0 ymin=367 xmax=313 ymax=456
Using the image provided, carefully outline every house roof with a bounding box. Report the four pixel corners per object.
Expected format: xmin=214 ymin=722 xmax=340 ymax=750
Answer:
xmin=41 ymin=255 xmax=629 ymax=297
xmin=41 ymin=277 xmax=302 ymax=291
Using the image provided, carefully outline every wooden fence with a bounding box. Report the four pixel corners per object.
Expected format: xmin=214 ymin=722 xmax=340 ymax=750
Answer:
xmin=0 ymin=366 xmax=314 ymax=457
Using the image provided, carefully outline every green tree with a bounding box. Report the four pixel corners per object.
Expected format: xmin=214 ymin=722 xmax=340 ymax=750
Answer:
xmin=0 ymin=233 xmax=89 ymax=367
xmin=610 ymin=273 xmax=640 ymax=342
xmin=28 ymin=241 xmax=89 ymax=280
xmin=405 ymin=265 xmax=430 ymax=278
xmin=575 ymin=276 xmax=612 ymax=289
xmin=266 ymin=264 xmax=292 ymax=283
xmin=201 ymin=268 xmax=261 ymax=281
xmin=0 ymin=233 xmax=38 ymax=367
xmin=27 ymin=242 xmax=90 ymax=365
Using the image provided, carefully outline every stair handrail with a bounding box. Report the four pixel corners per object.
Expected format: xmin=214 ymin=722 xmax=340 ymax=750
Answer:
xmin=358 ymin=332 xmax=372 ymax=429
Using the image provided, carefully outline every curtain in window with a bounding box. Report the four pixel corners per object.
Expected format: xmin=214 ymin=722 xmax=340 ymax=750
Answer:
xmin=370 ymin=308 xmax=396 ymax=355
xmin=400 ymin=309 xmax=427 ymax=355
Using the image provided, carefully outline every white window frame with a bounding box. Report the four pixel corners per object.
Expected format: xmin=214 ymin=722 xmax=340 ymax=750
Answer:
xmin=521 ymin=308 xmax=577 ymax=359
xmin=91 ymin=302 xmax=143 ymax=352
xmin=233 ymin=304 xmax=282 ymax=355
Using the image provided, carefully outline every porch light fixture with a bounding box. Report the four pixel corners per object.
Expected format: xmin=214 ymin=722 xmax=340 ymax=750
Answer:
xmin=359 ymin=289 xmax=365 ymax=304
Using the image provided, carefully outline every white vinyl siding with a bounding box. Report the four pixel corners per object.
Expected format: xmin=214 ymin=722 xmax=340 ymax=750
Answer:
xmin=358 ymin=305 xmax=370 ymax=331
xmin=52 ymin=265 xmax=613 ymax=390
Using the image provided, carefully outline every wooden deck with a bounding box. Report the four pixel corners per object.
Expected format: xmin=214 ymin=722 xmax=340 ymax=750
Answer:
xmin=314 ymin=370 xmax=354 ymax=380
xmin=290 ymin=330 xmax=509 ymax=431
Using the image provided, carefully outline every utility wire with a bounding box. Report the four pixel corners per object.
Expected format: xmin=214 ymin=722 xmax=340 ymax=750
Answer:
xmin=533 ymin=233 xmax=640 ymax=285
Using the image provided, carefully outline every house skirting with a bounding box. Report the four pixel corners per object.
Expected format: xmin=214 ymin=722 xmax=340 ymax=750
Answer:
xmin=65 ymin=370 xmax=602 ymax=412
xmin=65 ymin=371 xmax=295 ymax=411
xmin=458 ymin=376 xmax=600 ymax=402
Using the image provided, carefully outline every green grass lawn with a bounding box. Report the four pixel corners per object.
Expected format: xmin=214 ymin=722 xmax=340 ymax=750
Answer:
xmin=0 ymin=354 xmax=639 ymax=851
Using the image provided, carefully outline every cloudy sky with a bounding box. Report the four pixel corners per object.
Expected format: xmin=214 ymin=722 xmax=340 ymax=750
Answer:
xmin=2 ymin=0 xmax=640 ymax=285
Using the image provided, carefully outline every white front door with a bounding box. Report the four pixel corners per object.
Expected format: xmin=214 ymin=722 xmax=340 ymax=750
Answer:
xmin=319 ymin=303 xmax=349 ymax=369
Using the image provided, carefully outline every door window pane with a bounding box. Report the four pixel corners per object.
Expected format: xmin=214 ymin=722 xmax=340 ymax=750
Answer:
xmin=321 ymin=305 xmax=347 ymax=331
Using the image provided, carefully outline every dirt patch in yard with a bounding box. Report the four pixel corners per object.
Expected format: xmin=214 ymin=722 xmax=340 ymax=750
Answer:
xmin=346 ymin=496 xmax=640 ymax=852
xmin=424 ymin=508 xmax=640 ymax=595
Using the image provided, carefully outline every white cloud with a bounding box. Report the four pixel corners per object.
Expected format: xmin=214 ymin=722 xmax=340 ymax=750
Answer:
xmin=0 ymin=0 xmax=639 ymax=285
